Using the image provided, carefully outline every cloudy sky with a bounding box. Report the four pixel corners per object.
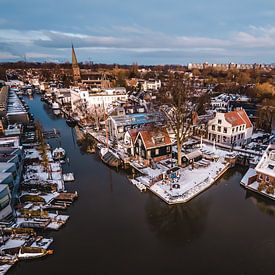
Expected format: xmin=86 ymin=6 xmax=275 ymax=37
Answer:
xmin=1 ymin=0 xmax=275 ymax=64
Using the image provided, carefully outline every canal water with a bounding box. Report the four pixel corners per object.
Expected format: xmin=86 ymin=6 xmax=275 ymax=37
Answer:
xmin=10 ymin=95 xmax=275 ymax=275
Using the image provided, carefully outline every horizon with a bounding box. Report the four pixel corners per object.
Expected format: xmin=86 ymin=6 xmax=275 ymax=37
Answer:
xmin=1 ymin=0 xmax=275 ymax=64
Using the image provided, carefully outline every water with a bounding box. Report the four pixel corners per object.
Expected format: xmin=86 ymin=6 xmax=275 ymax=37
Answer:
xmin=10 ymin=96 xmax=275 ymax=275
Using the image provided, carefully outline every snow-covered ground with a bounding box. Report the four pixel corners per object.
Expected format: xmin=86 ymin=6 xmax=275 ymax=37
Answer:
xmin=132 ymin=144 xmax=232 ymax=204
xmin=150 ymin=159 xmax=229 ymax=204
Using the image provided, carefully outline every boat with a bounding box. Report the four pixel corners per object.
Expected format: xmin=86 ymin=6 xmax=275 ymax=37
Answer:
xmin=99 ymin=147 xmax=121 ymax=168
xmin=52 ymin=147 xmax=66 ymax=161
xmin=52 ymin=102 xmax=60 ymax=110
xmin=131 ymin=179 xmax=147 ymax=192
xmin=66 ymin=118 xmax=77 ymax=127
xmin=18 ymin=247 xmax=53 ymax=260
xmin=63 ymin=173 xmax=75 ymax=182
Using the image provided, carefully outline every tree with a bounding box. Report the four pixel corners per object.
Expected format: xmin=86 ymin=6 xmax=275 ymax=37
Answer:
xmin=161 ymin=76 xmax=193 ymax=166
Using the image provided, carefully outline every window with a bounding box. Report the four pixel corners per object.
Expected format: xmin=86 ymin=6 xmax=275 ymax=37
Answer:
xmin=217 ymin=126 xmax=221 ymax=132
xmin=266 ymin=176 xmax=270 ymax=182
xmin=154 ymin=136 xmax=164 ymax=144
xmin=118 ymin=126 xmax=124 ymax=133
xmin=236 ymin=127 xmax=238 ymax=132
xmin=223 ymin=127 xmax=227 ymax=133
xmin=223 ymin=136 xmax=227 ymax=142
xmin=155 ymin=149 xmax=159 ymax=155
xmin=142 ymin=150 xmax=145 ymax=158
xmin=167 ymin=146 xmax=171 ymax=153
xmin=212 ymin=125 xmax=215 ymax=131
xmin=218 ymin=119 xmax=222 ymax=124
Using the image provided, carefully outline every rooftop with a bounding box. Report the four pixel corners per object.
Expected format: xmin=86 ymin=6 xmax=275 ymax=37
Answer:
xmin=111 ymin=112 xmax=164 ymax=127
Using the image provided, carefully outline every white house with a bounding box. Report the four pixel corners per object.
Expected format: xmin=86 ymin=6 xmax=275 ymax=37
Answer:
xmin=207 ymin=109 xmax=253 ymax=146
xmin=71 ymin=87 xmax=128 ymax=113
xmin=141 ymin=80 xmax=161 ymax=91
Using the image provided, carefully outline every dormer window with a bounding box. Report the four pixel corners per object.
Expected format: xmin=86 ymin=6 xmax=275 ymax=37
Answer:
xmin=154 ymin=136 xmax=164 ymax=144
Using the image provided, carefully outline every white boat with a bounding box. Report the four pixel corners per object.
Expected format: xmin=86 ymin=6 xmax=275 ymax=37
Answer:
xmin=53 ymin=109 xmax=61 ymax=116
xmin=18 ymin=247 xmax=53 ymax=260
xmin=131 ymin=179 xmax=147 ymax=192
xmin=63 ymin=173 xmax=75 ymax=182
xmin=52 ymin=102 xmax=60 ymax=110
xmin=53 ymin=147 xmax=66 ymax=161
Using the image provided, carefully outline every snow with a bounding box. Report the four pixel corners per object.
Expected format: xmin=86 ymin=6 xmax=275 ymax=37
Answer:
xmin=240 ymin=168 xmax=257 ymax=186
xmin=150 ymin=159 xmax=229 ymax=204
xmin=0 ymin=264 xmax=13 ymax=275
xmin=132 ymin=144 xmax=232 ymax=204
xmin=31 ymin=238 xmax=53 ymax=249
xmin=0 ymin=239 xmax=26 ymax=251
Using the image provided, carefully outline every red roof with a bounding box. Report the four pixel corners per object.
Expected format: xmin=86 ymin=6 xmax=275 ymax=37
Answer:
xmin=135 ymin=127 xmax=172 ymax=149
xmin=224 ymin=109 xmax=252 ymax=128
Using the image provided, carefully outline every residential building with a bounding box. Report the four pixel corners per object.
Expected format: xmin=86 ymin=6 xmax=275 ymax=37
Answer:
xmin=71 ymin=87 xmax=128 ymax=113
xmin=133 ymin=127 xmax=173 ymax=165
xmin=0 ymin=184 xmax=13 ymax=224
xmin=255 ymin=144 xmax=275 ymax=186
xmin=207 ymin=109 xmax=253 ymax=146
xmin=108 ymin=112 xmax=164 ymax=141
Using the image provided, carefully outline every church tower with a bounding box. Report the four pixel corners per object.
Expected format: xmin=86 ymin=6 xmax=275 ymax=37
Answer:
xmin=72 ymin=45 xmax=81 ymax=83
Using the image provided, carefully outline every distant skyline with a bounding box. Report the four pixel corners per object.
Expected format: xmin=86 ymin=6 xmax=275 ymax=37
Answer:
xmin=0 ymin=0 xmax=275 ymax=64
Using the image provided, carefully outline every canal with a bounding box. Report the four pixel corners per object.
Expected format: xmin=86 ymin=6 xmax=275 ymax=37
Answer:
xmin=10 ymin=95 xmax=275 ymax=275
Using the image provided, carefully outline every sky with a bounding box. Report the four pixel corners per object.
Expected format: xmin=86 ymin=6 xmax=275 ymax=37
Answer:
xmin=0 ymin=0 xmax=275 ymax=64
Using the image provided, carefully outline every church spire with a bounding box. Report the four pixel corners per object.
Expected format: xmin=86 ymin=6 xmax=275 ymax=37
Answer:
xmin=72 ymin=44 xmax=81 ymax=84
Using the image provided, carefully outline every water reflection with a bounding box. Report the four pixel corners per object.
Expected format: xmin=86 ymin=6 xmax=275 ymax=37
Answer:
xmin=146 ymin=195 xmax=210 ymax=244
xmin=249 ymin=195 xmax=275 ymax=217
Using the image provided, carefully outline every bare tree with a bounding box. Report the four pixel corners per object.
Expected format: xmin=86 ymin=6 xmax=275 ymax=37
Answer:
xmin=161 ymin=76 xmax=193 ymax=166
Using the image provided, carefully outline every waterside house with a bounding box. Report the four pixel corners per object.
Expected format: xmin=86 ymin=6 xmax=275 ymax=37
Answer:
xmin=133 ymin=127 xmax=173 ymax=165
xmin=241 ymin=144 xmax=275 ymax=199
xmin=108 ymin=112 xmax=164 ymax=141
xmin=207 ymin=109 xmax=253 ymax=146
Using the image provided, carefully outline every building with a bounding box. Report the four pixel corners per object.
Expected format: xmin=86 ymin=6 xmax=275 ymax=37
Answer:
xmin=0 ymin=184 xmax=13 ymax=224
xmin=207 ymin=109 xmax=253 ymax=146
xmin=140 ymin=79 xmax=161 ymax=91
xmin=0 ymin=86 xmax=8 ymax=118
xmin=255 ymin=145 xmax=275 ymax=186
xmin=71 ymin=87 xmax=128 ymax=114
xmin=133 ymin=127 xmax=172 ymax=165
xmin=72 ymin=45 xmax=81 ymax=83
xmin=108 ymin=112 xmax=164 ymax=141
xmin=6 ymin=90 xmax=29 ymax=124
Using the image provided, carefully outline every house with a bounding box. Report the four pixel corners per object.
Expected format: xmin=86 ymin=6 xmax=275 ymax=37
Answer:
xmin=133 ymin=127 xmax=173 ymax=165
xmin=0 ymin=184 xmax=13 ymax=224
xmin=71 ymin=87 xmax=128 ymax=113
xmin=255 ymin=144 xmax=275 ymax=186
xmin=207 ymin=109 xmax=253 ymax=146
xmin=108 ymin=112 xmax=164 ymax=141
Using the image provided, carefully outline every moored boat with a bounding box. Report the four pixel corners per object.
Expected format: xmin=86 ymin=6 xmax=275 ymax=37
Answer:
xmin=99 ymin=147 xmax=121 ymax=168
xmin=52 ymin=102 xmax=60 ymax=110
xmin=66 ymin=118 xmax=77 ymax=127
xmin=52 ymin=147 xmax=66 ymax=161
xmin=18 ymin=246 xmax=53 ymax=260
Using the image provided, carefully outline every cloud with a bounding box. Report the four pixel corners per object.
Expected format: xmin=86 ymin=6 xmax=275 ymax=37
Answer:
xmin=0 ymin=25 xmax=275 ymax=63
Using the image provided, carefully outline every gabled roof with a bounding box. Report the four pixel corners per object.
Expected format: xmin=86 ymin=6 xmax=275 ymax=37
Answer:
xmin=135 ymin=127 xmax=172 ymax=149
xmin=237 ymin=109 xmax=253 ymax=128
xmin=224 ymin=109 xmax=252 ymax=128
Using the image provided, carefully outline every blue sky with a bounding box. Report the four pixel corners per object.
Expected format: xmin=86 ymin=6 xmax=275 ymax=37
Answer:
xmin=0 ymin=0 xmax=275 ymax=64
